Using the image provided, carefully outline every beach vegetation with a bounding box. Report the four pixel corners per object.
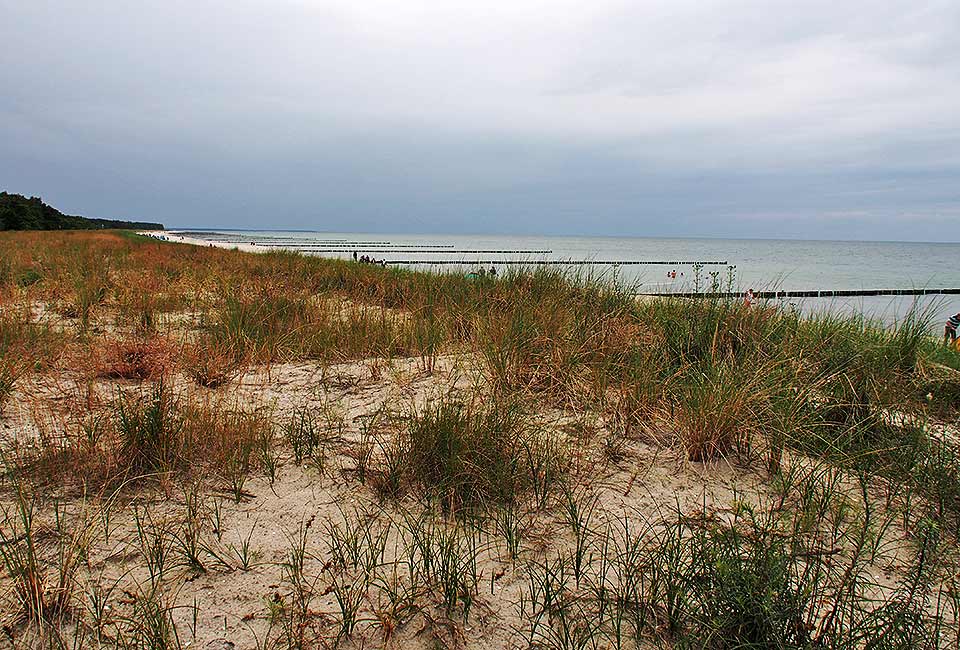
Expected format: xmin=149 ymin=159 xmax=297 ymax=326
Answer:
xmin=1 ymin=229 xmax=960 ymax=647
xmin=374 ymin=396 xmax=567 ymax=512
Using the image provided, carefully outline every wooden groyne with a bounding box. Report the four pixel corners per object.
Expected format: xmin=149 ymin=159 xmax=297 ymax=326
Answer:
xmin=255 ymin=240 xmax=455 ymax=246
xmin=640 ymin=288 xmax=960 ymax=298
xmin=383 ymin=259 xmax=730 ymax=266
xmin=295 ymin=248 xmax=555 ymax=254
xmin=179 ymin=233 xmax=390 ymax=242
xmin=238 ymin=241 xmax=396 ymax=246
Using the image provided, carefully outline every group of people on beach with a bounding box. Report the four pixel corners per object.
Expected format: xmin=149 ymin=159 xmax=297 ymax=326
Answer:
xmin=464 ymin=266 xmax=498 ymax=280
xmin=352 ymin=251 xmax=386 ymax=266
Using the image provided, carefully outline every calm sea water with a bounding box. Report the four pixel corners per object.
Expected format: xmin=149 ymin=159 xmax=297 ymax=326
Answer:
xmin=178 ymin=230 xmax=960 ymax=328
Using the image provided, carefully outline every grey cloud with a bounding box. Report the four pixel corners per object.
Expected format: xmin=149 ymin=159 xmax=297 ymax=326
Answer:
xmin=1 ymin=0 xmax=958 ymax=240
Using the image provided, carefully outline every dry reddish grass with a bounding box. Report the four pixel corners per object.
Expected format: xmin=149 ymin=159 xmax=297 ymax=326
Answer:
xmin=95 ymin=336 xmax=175 ymax=381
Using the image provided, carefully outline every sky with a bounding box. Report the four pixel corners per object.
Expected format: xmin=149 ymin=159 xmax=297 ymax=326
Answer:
xmin=2 ymin=0 xmax=959 ymax=240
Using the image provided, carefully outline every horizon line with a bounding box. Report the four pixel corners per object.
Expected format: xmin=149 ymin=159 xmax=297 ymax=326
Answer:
xmin=165 ymin=227 xmax=960 ymax=247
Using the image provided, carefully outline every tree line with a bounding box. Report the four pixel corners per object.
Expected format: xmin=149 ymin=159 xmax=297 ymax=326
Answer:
xmin=0 ymin=192 xmax=164 ymax=231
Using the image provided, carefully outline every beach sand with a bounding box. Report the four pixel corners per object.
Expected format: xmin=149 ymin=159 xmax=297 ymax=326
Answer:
xmin=0 ymin=230 xmax=952 ymax=648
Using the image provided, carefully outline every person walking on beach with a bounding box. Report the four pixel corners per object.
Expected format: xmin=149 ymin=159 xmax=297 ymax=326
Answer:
xmin=744 ymin=288 xmax=755 ymax=307
xmin=945 ymin=313 xmax=960 ymax=346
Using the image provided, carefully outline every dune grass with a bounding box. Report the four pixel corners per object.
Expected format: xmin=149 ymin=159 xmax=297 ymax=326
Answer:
xmin=2 ymin=230 xmax=960 ymax=647
xmin=372 ymin=396 xmax=568 ymax=512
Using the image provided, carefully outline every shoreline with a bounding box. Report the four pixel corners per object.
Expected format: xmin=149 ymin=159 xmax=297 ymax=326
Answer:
xmin=151 ymin=229 xmax=956 ymax=328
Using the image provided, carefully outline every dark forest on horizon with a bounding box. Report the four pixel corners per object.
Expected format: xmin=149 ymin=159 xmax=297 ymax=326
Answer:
xmin=0 ymin=192 xmax=163 ymax=231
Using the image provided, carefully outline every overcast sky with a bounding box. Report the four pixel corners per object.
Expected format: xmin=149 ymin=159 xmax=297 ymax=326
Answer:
xmin=2 ymin=0 xmax=959 ymax=240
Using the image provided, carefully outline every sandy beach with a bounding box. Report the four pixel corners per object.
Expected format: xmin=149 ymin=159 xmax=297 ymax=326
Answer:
xmin=1 ymin=230 xmax=958 ymax=648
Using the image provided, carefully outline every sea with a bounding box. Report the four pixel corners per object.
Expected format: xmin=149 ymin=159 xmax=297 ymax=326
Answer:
xmin=173 ymin=230 xmax=960 ymax=329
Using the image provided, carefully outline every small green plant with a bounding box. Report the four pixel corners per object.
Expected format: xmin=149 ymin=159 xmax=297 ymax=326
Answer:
xmin=229 ymin=524 xmax=260 ymax=571
xmin=134 ymin=507 xmax=172 ymax=588
xmin=674 ymin=360 xmax=765 ymax=461
xmin=0 ymin=487 xmax=80 ymax=623
xmin=494 ymin=502 xmax=526 ymax=563
xmin=0 ymin=360 xmax=17 ymax=415
xmin=561 ymin=485 xmax=599 ymax=587
xmin=172 ymin=485 xmax=207 ymax=574
xmin=354 ymin=411 xmax=378 ymax=484
xmin=522 ymin=431 xmax=567 ymax=510
xmin=85 ymin=573 xmax=119 ymax=640
xmin=413 ymin=302 xmax=444 ymax=374
xmin=186 ymin=338 xmax=239 ymax=388
xmin=284 ymin=405 xmax=328 ymax=466
xmin=325 ymin=504 xmax=391 ymax=576
xmin=115 ymin=380 xmax=183 ymax=475
xmin=224 ymin=430 xmax=256 ymax=503
xmin=68 ymin=253 xmax=110 ymax=332
xmin=257 ymin=426 xmax=281 ymax=487
xmin=118 ymin=586 xmax=186 ymax=650
xmin=275 ymin=516 xmax=322 ymax=648
xmin=331 ymin=575 xmax=365 ymax=641
xmin=16 ymin=267 xmax=42 ymax=288
xmin=401 ymin=509 xmax=481 ymax=619
xmin=521 ymin=554 xmax=575 ymax=645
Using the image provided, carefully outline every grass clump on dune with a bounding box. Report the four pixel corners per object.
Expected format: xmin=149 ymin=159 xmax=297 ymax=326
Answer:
xmin=115 ymin=384 xmax=273 ymax=492
xmin=673 ymin=360 xmax=768 ymax=461
xmin=0 ymin=486 xmax=85 ymax=629
xmin=376 ymin=397 xmax=567 ymax=512
xmin=15 ymin=377 xmax=275 ymax=494
xmin=0 ymin=308 xmax=62 ymax=414
xmin=204 ymin=289 xmax=412 ymax=364
xmin=115 ymin=380 xmax=183 ymax=476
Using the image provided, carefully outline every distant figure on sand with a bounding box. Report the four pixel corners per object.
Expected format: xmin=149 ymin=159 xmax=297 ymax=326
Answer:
xmin=945 ymin=313 xmax=960 ymax=346
xmin=744 ymin=288 xmax=755 ymax=307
